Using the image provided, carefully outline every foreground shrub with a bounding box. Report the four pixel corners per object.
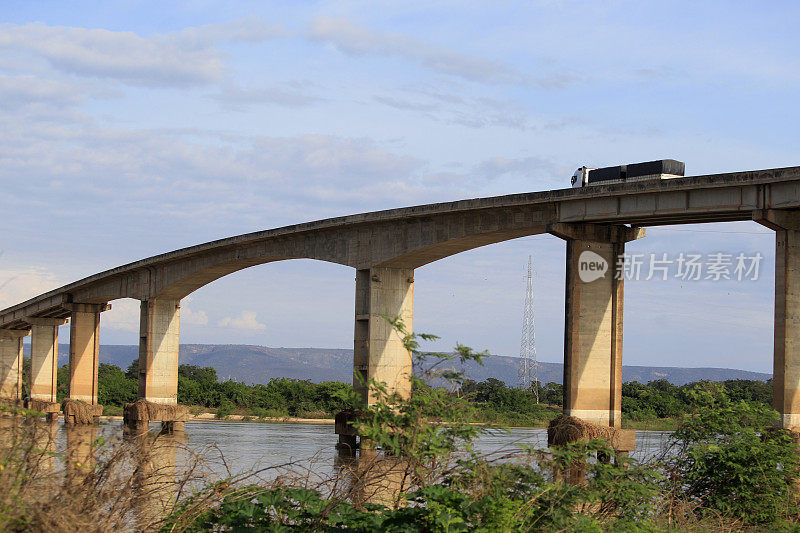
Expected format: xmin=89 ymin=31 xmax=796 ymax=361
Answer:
xmin=215 ymin=400 xmax=235 ymax=419
xmin=0 ymin=405 xmax=205 ymax=532
xmin=166 ymin=320 xmax=664 ymax=532
xmin=5 ymin=323 xmax=800 ymax=531
xmin=666 ymin=385 xmax=800 ymax=524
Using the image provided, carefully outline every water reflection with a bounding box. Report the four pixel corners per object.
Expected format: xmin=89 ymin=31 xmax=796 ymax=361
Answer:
xmin=27 ymin=418 xmax=58 ymax=474
xmin=0 ymin=418 xmax=675 ymax=519
xmin=128 ymin=430 xmax=186 ymax=530
xmin=65 ymin=424 xmax=97 ymax=485
xmin=334 ymin=449 xmax=410 ymax=508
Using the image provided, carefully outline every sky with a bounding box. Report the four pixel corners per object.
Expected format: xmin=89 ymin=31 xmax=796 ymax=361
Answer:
xmin=0 ymin=1 xmax=797 ymax=374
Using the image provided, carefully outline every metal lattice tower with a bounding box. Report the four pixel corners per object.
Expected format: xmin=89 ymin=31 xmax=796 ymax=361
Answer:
xmin=518 ymin=256 xmax=539 ymax=402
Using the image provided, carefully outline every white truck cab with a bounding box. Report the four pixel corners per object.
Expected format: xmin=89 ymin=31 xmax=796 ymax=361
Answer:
xmin=570 ymin=166 xmax=595 ymax=188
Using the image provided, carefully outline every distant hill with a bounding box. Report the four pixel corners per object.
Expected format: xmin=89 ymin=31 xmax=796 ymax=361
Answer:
xmin=31 ymin=344 xmax=771 ymax=387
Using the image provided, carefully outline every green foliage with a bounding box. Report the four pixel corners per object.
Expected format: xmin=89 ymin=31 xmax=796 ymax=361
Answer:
xmin=165 ymin=321 xmax=798 ymax=531
xmin=172 ymin=461 xmax=658 ymax=532
xmin=215 ymin=400 xmax=235 ymax=419
xmin=56 ymin=363 xmax=69 ymax=402
xmin=124 ymin=359 xmax=139 ymax=380
xmin=341 ymin=317 xmax=489 ymax=482
xmin=621 ymin=378 xmax=773 ymax=423
xmin=169 ymin=316 xmax=664 ymax=531
xmin=461 ymin=378 xmax=560 ymax=425
xmin=667 ymin=385 xmax=800 ymax=524
xmin=59 ymin=346 xmax=775 ymax=430
xmin=97 ymin=363 xmax=137 ymax=406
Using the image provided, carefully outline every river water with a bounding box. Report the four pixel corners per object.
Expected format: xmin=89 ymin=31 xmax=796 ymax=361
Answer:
xmin=47 ymin=420 xmax=673 ymax=481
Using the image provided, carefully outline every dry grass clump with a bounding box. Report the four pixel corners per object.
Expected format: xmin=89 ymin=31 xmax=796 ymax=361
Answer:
xmin=0 ymin=405 xmax=207 ymax=533
xmin=62 ymin=399 xmax=102 ymax=425
xmin=24 ymin=399 xmax=59 ymax=413
xmin=547 ymin=414 xmax=619 ymax=446
xmin=124 ymin=399 xmax=188 ymax=425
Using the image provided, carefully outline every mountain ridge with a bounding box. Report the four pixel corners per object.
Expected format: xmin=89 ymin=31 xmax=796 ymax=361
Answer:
xmin=29 ymin=344 xmax=771 ymax=387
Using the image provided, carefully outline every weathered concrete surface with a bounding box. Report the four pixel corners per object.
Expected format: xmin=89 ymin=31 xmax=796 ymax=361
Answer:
xmin=755 ymin=210 xmax=800 ymax=427
xmin=69 ymin=304 xmax=107 ymax=405
xmin=562 ymin=240 xmax=621 ymax=427
xmin=29 ymin=318 xmax=66 ymax=403
xmin=553 ymin=224 xmax=639 ymax=428
xmin=2 ymin=167 xmax=799 ymax=330
xmin=137 ymin=300 xmax=180 ymax=405
xmin=353 ymin=267 xmax=414 ymax=406
xmin=0 ymin=330 xmax=26 ymax=401
xmin=0 ymin=167 xmax=799 ymax=433
xmin=774 ymin=229 xmax=800 ymax=427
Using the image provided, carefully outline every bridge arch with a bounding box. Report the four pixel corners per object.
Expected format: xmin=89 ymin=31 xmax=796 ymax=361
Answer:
xmin=1 ymin=167 xmax=799 ymax=446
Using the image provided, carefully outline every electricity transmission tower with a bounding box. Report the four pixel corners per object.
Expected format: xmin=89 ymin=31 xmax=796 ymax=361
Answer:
xmin=518 ymin=256 xmax=539 ymax=402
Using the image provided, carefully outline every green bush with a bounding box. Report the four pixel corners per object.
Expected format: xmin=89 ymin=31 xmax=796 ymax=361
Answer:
xmin=167 ymin=320 xmax=664 ymax=531
xmin=215 ymin=400 xmax=235 ymax=419
xmin=247 ymin=406 xmax=269 ymax=419
xmin=97 ymin=363 xmax=137 ymax=406
xmin=667 ymin=385 xmax=800 ymax=524
xmin=102 ymin=404 xmax=123 ymax=416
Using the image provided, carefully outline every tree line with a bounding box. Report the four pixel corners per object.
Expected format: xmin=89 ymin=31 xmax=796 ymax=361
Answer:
xmin=27 ymin=358 xmax=772 ymax=423
xmin=461 ymin=376 xmax=773 ymax=423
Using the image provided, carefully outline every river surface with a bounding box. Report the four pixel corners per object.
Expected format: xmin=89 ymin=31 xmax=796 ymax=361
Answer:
xmin=48 ymin=420 xmax=673 ymax=481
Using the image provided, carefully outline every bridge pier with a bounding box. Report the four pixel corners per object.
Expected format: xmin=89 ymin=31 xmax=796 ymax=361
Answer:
xmin=0 ymin=329 xmax=27 ymax=406
xmin=549 ymin=224 xmax=642 ymax=453
xmin=124 ymin=299 xmax=187 ymax=433
xmin=67 ymin=303 xmax=108 ymax=423
xmin=775 ymin=227 xmax=800 ymax=428
xmin=563 ymin=238 xmax=625 ymax=427
xmin=27 ymin=318 xmax=66 ymax=420
xmin=338 ymin=267 xmax=414 ymax=449
xmin=755 ymin=210 xmax=800 ymax=429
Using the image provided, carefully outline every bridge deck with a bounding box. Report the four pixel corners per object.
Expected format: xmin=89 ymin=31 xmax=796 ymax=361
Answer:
xmin=1 ymin=166 xmax=798 ymax=329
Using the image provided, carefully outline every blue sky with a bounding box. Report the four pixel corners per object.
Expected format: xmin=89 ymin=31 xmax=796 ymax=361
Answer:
xmin=0 ymin=1 xmax=797 ymax=373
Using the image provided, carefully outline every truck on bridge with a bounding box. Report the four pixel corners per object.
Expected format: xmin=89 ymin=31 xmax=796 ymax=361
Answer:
xmin=571 ymin=159 xmax=685 ymax=188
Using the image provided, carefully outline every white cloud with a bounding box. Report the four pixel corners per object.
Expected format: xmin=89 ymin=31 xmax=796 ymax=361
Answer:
xmin=0 ymin=265 xmax=64 ymax=309
xmin=182 ymin=308 xmax=209 ymax=326
xmin=101 ymin=297 xmax=209 ymax=332
xmin=169 ymin=15 xmax=287 ymax=47
xmin=0 ymin=114 xmax=433 ymax=227
xmin=309 ymin=16 xmax=571 ymax=88
xmin=101 ymin=299 xmax=140 ymax=333
xmin=0 ymin=17 xmax=284 ymax=87
xmin=211 ymin=83 xmax=324 ymax=110
xmin=0 ymin=75 xmax=89 ymax=108
xmin=218 ymin=311 xmax=266 ymax=330
xmin=373 ymin=90 xmax=531 ymax=130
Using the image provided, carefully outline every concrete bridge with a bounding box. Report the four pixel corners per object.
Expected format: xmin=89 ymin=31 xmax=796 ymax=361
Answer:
xmin=1 ymin=166 xmax=800 ymax=440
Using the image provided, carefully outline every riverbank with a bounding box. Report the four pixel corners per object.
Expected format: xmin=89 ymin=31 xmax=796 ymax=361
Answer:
xmin=97 ymin=411 xmax=679 ymax=431
xmin=97 ymin=413 xmax=336 ymax=425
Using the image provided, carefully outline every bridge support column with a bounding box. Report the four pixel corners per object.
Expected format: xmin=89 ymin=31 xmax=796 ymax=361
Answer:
xmin=124 ymin=299 xmax=187 ymax=433
xmin=66 ymin=303 xmax=108 ymax=423
xmin=549 ymin=224 xmax=643 ymax=434
xmin=68 ymin=304 xmax=107 ymax=404
xmin=28 ymin=318 xmax=66 ymax=420
xmin=338 ymin=267 xmax=413 ymax=449
xmin=564 ymin=238 xmax=624 ymax=427
xmin=775 ymin=228 xmax=800 ymax=428
xmin=0 ymin=330 xmax=27 ymax=405
xmin=354 ymin=267 xmax=414 ymax=405
xmin=755 ymin=210 xmax=800 ymax=429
